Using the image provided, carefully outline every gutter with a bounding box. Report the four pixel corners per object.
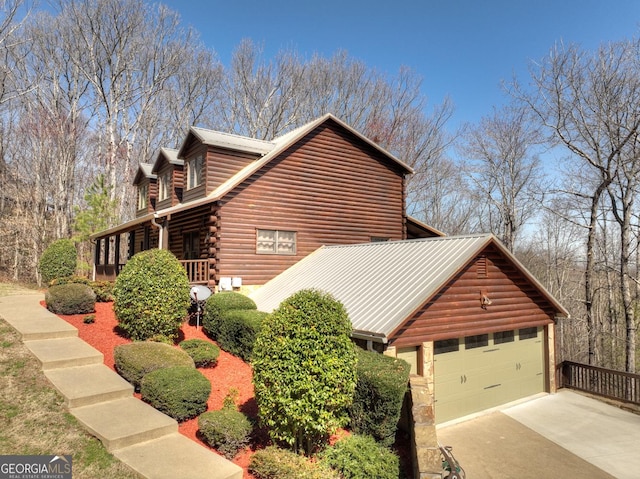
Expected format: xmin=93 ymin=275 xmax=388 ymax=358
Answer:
xmin=351 ymin=330 xmax=388 ymax=344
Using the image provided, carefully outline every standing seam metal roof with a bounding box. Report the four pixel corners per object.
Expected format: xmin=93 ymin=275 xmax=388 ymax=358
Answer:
xmin=249 ymin=234 xmax=499 ymax=339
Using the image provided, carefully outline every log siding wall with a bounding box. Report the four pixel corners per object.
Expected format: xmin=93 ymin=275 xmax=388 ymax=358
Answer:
xmin=389 ymin=244 xmax=556 ymax=347
xmin=216 ymin=122 xmax=407 ymax=285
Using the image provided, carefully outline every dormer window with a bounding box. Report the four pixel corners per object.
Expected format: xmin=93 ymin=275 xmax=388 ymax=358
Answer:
xmin=187 ymin=154 xmax=204 ymax=190
xmin=158 ymin=171 xmax=171 ymax=201
xmin=137 ymin=184 xmax=148 ymax=210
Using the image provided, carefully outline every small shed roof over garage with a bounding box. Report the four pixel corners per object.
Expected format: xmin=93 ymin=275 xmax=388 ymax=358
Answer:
xmin=249 ymin=234 xmax=569 ymax=343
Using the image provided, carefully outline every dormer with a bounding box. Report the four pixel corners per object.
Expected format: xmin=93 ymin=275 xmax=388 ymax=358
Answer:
xmin=177 ymin=126 xmax=275 ymax=203
xmin=152 ymin=147 xmax=183 ymax=210
xmin=133 ymin=163 xmax=156 ymax=217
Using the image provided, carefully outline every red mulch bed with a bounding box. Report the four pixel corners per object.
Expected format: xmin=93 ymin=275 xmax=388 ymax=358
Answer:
xmin=46 ymin=301 xmax=414 ymax=478
xmin=45 ymin=301 xmax=258 ymax=478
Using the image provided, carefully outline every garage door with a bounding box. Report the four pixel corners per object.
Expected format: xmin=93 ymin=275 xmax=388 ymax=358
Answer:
xmin=434 ymin=327 xmax=545 ymax=424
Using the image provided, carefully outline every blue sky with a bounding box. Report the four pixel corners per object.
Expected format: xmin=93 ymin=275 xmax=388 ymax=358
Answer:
xmin=162 ymin=0 xmax=639 ymax=132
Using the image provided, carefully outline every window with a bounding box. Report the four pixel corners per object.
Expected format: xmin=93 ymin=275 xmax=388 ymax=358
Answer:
xmin=435 ymin=338 xmax=459 ymax=354
xmin=465 ymin=334 xmax=488 ymax=350
xmin=519 ymin=327 xmax=538 ymax=340
xmin=257 ymin=229 xmax=296 ymax=255
xmin=137 ymin=184 xmax=148 ymax=210
xmin=158 ymin=171 xmax=171 ymax=201
xmin=493 ymin=330 xmax=514 ymax=344
xmin=183 ymin=231 xmax=200 ymax=260
xmin=187 ymin=154 xmax=204 ymax=190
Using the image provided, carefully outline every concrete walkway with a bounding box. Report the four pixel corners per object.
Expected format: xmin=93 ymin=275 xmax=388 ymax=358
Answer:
xmin=438 ymin=390 xmax=640 ymax=479
xmin=0 ymin=288 xmax=242 ymax=479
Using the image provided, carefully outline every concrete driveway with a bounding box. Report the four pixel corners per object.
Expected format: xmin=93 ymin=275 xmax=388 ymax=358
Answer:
xmin=437 ymin=390 xmax=640 ymax=479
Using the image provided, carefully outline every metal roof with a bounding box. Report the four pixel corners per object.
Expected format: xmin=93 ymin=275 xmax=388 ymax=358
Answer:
xmin=186 ymin=127 xmax=275 ymax=155
xmin=249 ymin=234 xmax=568 ymax=341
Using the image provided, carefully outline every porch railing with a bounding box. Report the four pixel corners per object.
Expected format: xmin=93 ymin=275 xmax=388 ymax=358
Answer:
xmin=180 ymin=259 xmax=209 ymax=285
xmin=561 ymin=361 xmax=640 ymax=405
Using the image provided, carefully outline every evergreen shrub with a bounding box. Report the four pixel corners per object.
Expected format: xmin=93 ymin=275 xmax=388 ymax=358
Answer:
xmin=45 ymin=283 xmax=96 ymax=315
xmin=179 ymin=339 xmax=220 ymax=367
xmin=202 ymin=292 xmax=256 ymax=339
xmin=113 ymin=249 xmax=190 ymax=341
xmin=197 ymin=406 xmax=252 ymax=458
xmin=49 ymin=276 xmax=114 ymax=302
xmin=217 ymin=309 xmax=267 ymax=361
xmin=319 ymin=434 xmax=399 ymax=479
xmin=39 ymin=239 xmax=77 ymax=283
xmin=114 ymin=342 xmax=194 ymax=390
xmin=140 ymin=366 xmax=210 ymax=421
xmin=349 ymin=348 xmax=410 ymax=446
xmin=252 ymin=289 xmax=357 ymax=454
xmin=249 ymin=446 xmax=339 ymax=479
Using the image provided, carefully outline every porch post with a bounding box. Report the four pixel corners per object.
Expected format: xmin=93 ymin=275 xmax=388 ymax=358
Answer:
xmin=114 ymin=234 xmax=121 ymax=275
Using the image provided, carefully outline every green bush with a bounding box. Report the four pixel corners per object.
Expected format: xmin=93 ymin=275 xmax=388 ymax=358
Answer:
xmin=39 ymin=239 xmax=77 ymax=283
xmin=141 ymin=366 xmax=210 ymax=422
xmin=349 ymin=348 xmax=410 ymax=446
xmin=114 ymin=342 xmax=195 ymax=390
xmin=249 ymin=446 xmax=339 ymax=479
xmin=45 ymin=283 xmax=96 ymax=315
xmin=198 ymin=406 xmax=252 ymax=458
xmin=83 ymin=314 xmax=96 ymax=324
xmin=179 ymin=339 xmax=220 ymax=367
xmin=252 ymin=289 xmax=357 ymax=454
xmin=217 ymin=309 xmax=267 ymax=361
xmin=113 ymin=249 xmax=190 ymax=341
xmin=202 ymin=292 xmax=257 ymax=339
xmin=319 ymin=434 xmax=399 ymax=479
xmin=49 ymin=276 xmax=114 ymax=302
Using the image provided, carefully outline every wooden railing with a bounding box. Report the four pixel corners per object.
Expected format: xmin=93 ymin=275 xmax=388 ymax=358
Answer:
xmin=561 ymin=361 xmax=640 ymax=405
xmin=180 ymin=259 xmax=209 ymax=285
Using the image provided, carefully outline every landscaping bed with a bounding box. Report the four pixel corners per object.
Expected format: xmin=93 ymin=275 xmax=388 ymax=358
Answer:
xmin=50 ymin=301 xmax=258 ymax=478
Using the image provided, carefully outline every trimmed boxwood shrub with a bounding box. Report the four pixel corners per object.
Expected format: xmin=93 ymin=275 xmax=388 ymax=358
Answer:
xmin=141 ymin=366 xmax=211 ymax=422
xmin=319 ymin=434 xmax=399 ymax=479
xmin=113 ymin=249 xmax=190 ymax=341
xmin=198 ymin=406 xmax=252 ymax=458
xmin=179 ymin=339 xmax=220 ymax=368
xmin=49 ymin=276 xmax=114 ymax=302
xmin=217 ymin=309 xmax=267 ymax=361
xmin=252 ymin=289 xmax=357 ymax=454
xmin=202 ymin=292 xmax=257 ymax=339
xmin=114 ymin=342 xmax=195 ymax=390
xmin=249 ymin=446 xmax=339 ymax=479
xmin=45 ymin=283 xmax=96 ymax=315
xmin=39 ymin=239 xmax=77 ymax=284
xmin=349 ymin=348 xmax=410 ymax=446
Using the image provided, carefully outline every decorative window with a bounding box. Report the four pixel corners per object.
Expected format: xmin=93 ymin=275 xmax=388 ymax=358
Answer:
xmin=256 ymin=229 xmax=296 ymax=255
xmin=187 ymin=154 xmax=204 ymax=190
xmin=493 ymin=330 xmax=515 ymax=344
xmin=137 ymin=184 xmax=148 ymax=210
xmin=465 ymin=334 xmax=489 ymax=350
xmin=434 ymin=338 xmax=459 ymax=354
xmin=158 ymin=171 xmax=171 ymax=201
xmin=519 ymin=327 xmax=538 ymax=340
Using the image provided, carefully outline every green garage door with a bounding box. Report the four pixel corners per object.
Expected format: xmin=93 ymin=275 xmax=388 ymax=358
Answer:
xmin=434 ymin=327 xmax=545 ymax=424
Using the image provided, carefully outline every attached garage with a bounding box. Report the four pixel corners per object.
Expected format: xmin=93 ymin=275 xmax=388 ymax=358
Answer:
xmin=434 ymin=327 xmax=545 ymax=424
xmin=250 ymin=234 xmax=568 ymax=425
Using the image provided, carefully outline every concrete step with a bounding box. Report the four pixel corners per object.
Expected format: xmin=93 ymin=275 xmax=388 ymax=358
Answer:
xmin=71 ymin=397 xmax=178 ymax=452
xmin=25 ymin=337 xmax=103 ymax=370
xmin=114 ymin=433 xmax=243 ymax=479
xmin=0 ymin=295 xmax=78 ymax=341
xmin=45 ymin=364 xmax=134 ymax=408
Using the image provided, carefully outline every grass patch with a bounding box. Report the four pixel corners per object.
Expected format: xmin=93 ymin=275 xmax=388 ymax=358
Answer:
xmin=0 ymin=317 xmax=141 ymax=478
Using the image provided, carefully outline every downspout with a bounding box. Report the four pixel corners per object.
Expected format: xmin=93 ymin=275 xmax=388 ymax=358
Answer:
xmin=151 ymin=215 xmax=164 ymax=249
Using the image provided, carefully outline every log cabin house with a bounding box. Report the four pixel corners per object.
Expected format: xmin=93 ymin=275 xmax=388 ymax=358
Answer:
xmin=91 ymin=113 xmax=568 ymax=424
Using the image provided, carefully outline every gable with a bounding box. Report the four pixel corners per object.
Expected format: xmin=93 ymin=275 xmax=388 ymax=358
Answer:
xmin=389 ymin=243 xmax=564 ymax=347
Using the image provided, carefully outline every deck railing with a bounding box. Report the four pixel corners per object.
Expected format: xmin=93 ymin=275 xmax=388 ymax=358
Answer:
xmin=180 ymin=259 xmax=209 ymax=285
xmin=561 ymin=361 xmax=640 ymax=405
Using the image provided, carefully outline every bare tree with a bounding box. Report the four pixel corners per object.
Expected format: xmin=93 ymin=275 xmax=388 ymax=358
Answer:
xmin=515 ymin=39 xmax=640 ymax=371
xmin=459 ymin=102 xmax=545 ymax=251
